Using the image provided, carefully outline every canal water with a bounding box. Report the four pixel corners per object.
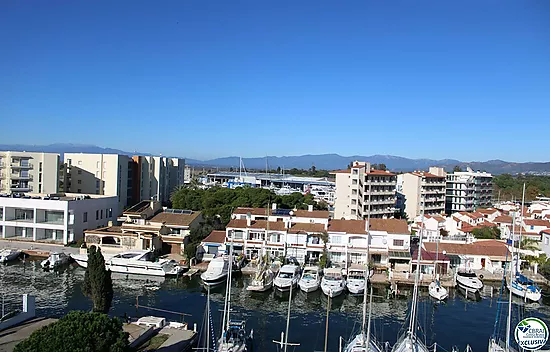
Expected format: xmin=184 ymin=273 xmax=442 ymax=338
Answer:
xmin=1 ymin=260 xmax=550 ymax=352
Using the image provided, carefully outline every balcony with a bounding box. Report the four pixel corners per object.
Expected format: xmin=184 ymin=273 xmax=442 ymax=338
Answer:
xmin=11 ymin=163 xmax=33 ymax=169
xmin=10 ymin=185 xmax=33 ymax=192
xmin=10 ymin=174 xmax=33 ymax=180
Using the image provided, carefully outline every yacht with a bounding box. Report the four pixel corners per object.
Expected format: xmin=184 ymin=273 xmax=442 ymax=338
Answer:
xmin=346 ymin=265 xmax=368 ymax=295
xmin=201 ymin=256 xmax=229 ymax=286
xmin=246 ymin=262 xmax=274 ymax=292
xmin=321 ymin=268 xmax=346 ymax=298
xmin=0 ymin=249 xmax=21 ymax=263
xmin=456 ymin=270 xmax=483 ymax=291
xmin=508 ymin=273 xmax=541 ymax=302
xmin=273 ymin=264 xmax=300 ymax=291
xmin=72 ymin=250 xmax=184 ymax=277
xmin=428 ymin=278 xmax=448 ymax=301
xmin=298 ymin=266 xmax=321 ymax=293
xmin=41 ymin=252 xmax=70 ymax=270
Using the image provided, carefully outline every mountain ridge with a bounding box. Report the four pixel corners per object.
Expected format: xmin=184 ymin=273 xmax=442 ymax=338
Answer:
xmin=0 ymin=143 xmax=549 ymax=175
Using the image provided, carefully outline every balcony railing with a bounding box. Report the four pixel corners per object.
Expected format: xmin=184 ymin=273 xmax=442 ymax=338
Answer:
xmin=10 ymin=185 xmax=33 ymax=192
xmin=10 ymin=163 xmax=33 ymax=169
xmin=10 ymin=174 xmax=33 ymax=180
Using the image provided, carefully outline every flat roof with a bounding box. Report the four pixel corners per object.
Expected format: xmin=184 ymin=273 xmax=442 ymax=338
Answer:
xmin=207 ymin=172 xmax=335 ymax=185
xmin=0 ymin=193 xmax=116 ymax=201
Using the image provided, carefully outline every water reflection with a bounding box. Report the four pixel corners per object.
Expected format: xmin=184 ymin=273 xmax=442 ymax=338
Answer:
xmin=1 ymin=260 xmax=549 ymax=352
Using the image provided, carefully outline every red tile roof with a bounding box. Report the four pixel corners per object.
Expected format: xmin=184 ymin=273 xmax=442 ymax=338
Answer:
xmin=424 ymin=240 xmax=510 ymax=258
xmin=226 ymin=219 xmax=287 ymax=231
xmin=327 ymin=219 xmax=409 ymax=234
xmin=202 ymin=230 xmax=226 ymax=244
xmin=411 ymin=249 xmax=450 ymax=262
xmin=523 ymin=219 xmax=550 ymax=227
xmin=149 ymin=211 xmax=202 ymax=227
xmin=366 ymin=170 xmax=396 ymax=176
xmin=541 ymin=229 xmax=550 ymax=235
xmin=289 ymin=223 xmax=326 ymax=234
xmin=233 ymin=207 xmax=329 ymax=219
xmin=477 ymin=208 xmax=500 ymax=215
xmin=494 ymin=215 xmax=513 ymax=224
xmin=330 ymin=169 xmax=351 ymax=174
xmin=411 ymin=172 xmax=445 ymax=179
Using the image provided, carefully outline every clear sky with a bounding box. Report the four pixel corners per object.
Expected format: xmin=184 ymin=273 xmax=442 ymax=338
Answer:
xmin=1 ymin=1 xmax=549 ymax=162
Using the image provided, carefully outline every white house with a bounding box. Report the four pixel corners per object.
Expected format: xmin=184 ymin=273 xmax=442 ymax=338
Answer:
xmin=521 ymin=219 xmax=550 ymax=240
xmin=0 ymin=193 xmax=117 ymax=245
xmin=541 ymin=229 xmax=550 ymax=258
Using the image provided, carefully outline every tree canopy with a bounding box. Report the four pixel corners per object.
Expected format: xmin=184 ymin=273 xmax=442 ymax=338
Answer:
xmin=14 ymin=311 xmax=129 ymax=352
xmin=471 ymin=226 xmax=501 ymax=239
xmin=493 ymin=174 xmax=550 ymax=201
xmin=82 ymin=246 xmax=113 ymax=314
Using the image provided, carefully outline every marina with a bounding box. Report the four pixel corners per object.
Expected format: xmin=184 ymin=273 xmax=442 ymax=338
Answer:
xmin=1 ymin=258 xmax=550 ymax=351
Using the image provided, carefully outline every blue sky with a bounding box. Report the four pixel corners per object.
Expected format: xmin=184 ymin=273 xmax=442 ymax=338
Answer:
xmin=1 ymin=1 xmax=549 ymax=162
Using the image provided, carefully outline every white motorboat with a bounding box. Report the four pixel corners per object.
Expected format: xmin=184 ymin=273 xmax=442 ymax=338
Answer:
xmin=0 ymin=249 xmax=21 ymax=263
xmin=321 ymin=267 xmax=346 ymax=298
xmin=456 ymin=270 xmax=483 ymax=291
xmin=71 ymin=250 xmax=184 ymax=277
xmin=41 ymin=252 xmax=70 ymax=270
xmin=273 ymin=264 xmax=300 ymax=291
xmin=201 ymin=256 xmax=229 ymax=286
xmin=246 ymin=262 xmax=274 ymax=292
xmin=298 ymin=266 xmax=321 ymax=293
xmin=346 ymin=265 xmax=368 ymax=295
xmin=428 ymin=279 xmax=448 ymax=301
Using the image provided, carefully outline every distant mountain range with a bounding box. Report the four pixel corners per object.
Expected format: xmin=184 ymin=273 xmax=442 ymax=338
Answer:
xmin=1 ymin=143 xmax=549 ymax=175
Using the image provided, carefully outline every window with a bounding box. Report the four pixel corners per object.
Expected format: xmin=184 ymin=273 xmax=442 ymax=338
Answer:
xmin=530 ymin=225 xmax=534 ymax=230
xmin=352 ymin=169 xmax=358 ymax=175
xmin=331 ymin=235 xmax=342 ymax=244
xmin=96 ymin=180 xmax=100 ymax=188
xmin=15 ymin=209 xmax=33 ymax=221
xmin=352 ymin=189 xmax=357 ymax=195
xmin=393 ymin=239 xmax=405 ymax=247
xmin=38 ymin=185 xmax=42 ymax=193
xmin=108 ymin=208 xmax=113 ymax=218
xmin=78 ymin=160 xmax=82 ymax=165
xmin=352 ymin=179 xmax=358 ymax=185
xmin=545 ymin=236 xmax=549 ymax=246
xmin=77 ymin=180 xmax=82 ymax=184
xmin=100 ymin=209 xmax=103 ymax=219
xmin=78 ymin=169 xmax=82 ymax=175
xmin=77 ymin=189 xmax=82 ymax=193
xmin=96 ymin=161 xmax=100 ymax=168
xmin=67 ymin=159 xmax=72 ymax=166
xmin=96 ymin=210 xmax=99 ymax=220
xmin=38 ymin=173 xmax=42 ymax=182
xmin=96 ymin=171 xmax=100 ymax=177
xmin=83 ymin=212 xmax=88 ymax=222
xmin=372 ymin=254 xmax=382 ymax=263
xmin=39 ymin=162 xmax=43 ymax=172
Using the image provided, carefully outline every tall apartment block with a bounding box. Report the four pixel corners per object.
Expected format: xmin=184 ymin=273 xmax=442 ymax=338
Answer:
xmin=64 ymin=153 xmax=133 ymax=214
xmin=333 ymin=161 xmax=397 ymax=220
xmin=445 ymin=167 xmax=493 ymax=213
xmin=397 ymin=167 xmax=446 ymax=219
xmin=132 ymin=156 xmax=185 ymax=204
xmin=0 ymin=151 xmax=60 ymax=195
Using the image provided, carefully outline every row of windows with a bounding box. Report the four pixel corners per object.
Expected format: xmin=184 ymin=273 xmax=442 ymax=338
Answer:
xmin=82 ymin=208 xmax=113 ymax=223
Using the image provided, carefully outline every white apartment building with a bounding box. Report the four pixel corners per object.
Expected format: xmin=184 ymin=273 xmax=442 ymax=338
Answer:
xmin=0 ymin=151 xmax=60 ymax=195
xmin=64 ymin=153 xmax=133 ymax=215
xmin=333 ymin=161 xmax=397 ymax=220
xmin=0 ymin=193 xmax=117 ymax=245
xmin=184 ymin=165 xmax=192 ymax=184
xmin=397 ymin=167 xmax=446 ymax=219
xmin=133 ymin=156 xmax=185 ymax=205
xmin=445 ymin=168 xmax=493 ymax=213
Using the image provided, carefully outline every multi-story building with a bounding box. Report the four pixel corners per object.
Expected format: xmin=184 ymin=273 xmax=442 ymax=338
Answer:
xmin=64 ymin=153 xmax=134 ymax=215
xmin=333 ymin=161 xmax=397 ymax=220
xmin=132 ymin=156 xmax=185 ymax=205
xmin=397 ymin=167 xmax=446 ymax=219
xmin=0 ymin=193 xmax=117 ymax=245
xmin=84 ymin=200 xmax=202 ymax=256
xmin=0 ymin=151 xmax=60 ymax=195
xmin=184 ymin=165 xmax=193 ymax=184
xmin=220 ymin=205 xmax=411 ymax=271
xmin=445 ymin=168 xmax=493 ymax=213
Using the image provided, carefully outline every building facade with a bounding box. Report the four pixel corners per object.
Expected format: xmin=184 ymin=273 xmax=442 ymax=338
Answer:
xmin=133 ymin=156 xmax=185 ymax=205
xmin=65 ymin=153 xmax=133 ymax=215
xmin=0 ymin=193 xmax=117 ymax=245
xmin=397 ymin=168 xmax=446 ymax=219
xmin=333 ymin=161 xmax=397 ymax=220
xmin=0 ymin=151 xmax=60 ymax=195
xmin=445 ymin=168 xmax=493 ymax=213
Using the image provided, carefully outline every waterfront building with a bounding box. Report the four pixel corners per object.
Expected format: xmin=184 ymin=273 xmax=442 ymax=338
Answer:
xmin=84 ymin=200 xmax=201 ymax=256
xmin=199 ymin=230 xmax=226 ymax=261
xmin=223 ymin=205 xmax=410 ymax=271
xmin=445 ymin=167 xmax=493 ymax=213
xmin=397 ymin=167 xmax=446 ymax=219
xmin=64 ymin=153 xmax=134 ymax=215
xmin=541 ymin=229 xmax=550 ymax=257
xmin=0 ymin=193 xmax=117 ymax=245
xmin=0 ymin=151 xmax=60 ymax=195
xmin=333 ymin=161 xmax=397 ymax=220
xmin=520 ymin=218 xmax=550 ymax=240
xmin=423 ymin=239 xmax=510 ymax=273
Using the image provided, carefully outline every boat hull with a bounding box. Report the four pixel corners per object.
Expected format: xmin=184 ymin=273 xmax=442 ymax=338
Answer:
xmin=456 ymin=274 xmax=483 ymax=291
xmin=321 ymin=284 xmax=345 ymax=298
xmin=428 ymin=282 xmax=448 ymax=301
xmin=346 ymin=281 xmax=366 ymax=295
xmin=508 ymin=281 xmax=541 ymax=302
xmin=201 ymin=273 xmax=228 ymax=286
xmin=246 ymin=281 xmax=272 ymax=292
xmin=344 ymin=333 xmax=382 ymax=352
xmin=298 ymin=281 xmax=319 ymax=293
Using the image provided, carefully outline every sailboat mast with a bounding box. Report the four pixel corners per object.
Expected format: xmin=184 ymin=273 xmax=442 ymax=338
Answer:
xmin=365 ymin=283 xmax=374 ymax=349
xmin=506 ymin=212 xmax=516 ymax=351
xmin=517 ymin=183 xmax=526 ymax=269
xmin=362 ymin=172 xmax=373 ymax=345
xmin=226 ymin=238 xmax=234 ymax=332
xmin=284 ymin=284 xmax=293 ymax=352
xmin=206 ymin=285 xmax=211 ymax=352
xmin=435 ymin=237 xmax=439 ymax=279
xmin=409 ymin=204 xmax=426 ymax=337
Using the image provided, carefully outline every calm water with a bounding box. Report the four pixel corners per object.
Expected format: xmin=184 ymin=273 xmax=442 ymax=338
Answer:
xmin=2 ymin=260 xmax=550 ymax=352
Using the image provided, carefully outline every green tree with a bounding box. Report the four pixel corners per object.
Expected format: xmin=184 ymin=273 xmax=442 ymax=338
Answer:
xmin=14 ymin=311 xmax=129 ymax=352
xmin=82 ymin=246 xmax=113 ymax=314
xmin=471 ymin=226 xmax=500 ymax=239
xmin=319 ymin=231 xmax=329 ymax=269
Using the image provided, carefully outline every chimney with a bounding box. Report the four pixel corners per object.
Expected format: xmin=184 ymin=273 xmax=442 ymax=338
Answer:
xmin=246 ymin=212 xmax=252 ymax=227
xmin=308 ymin=204 xmax=314 ymax=212
xmin=272 ymin=203 xmax=277 ymax=210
